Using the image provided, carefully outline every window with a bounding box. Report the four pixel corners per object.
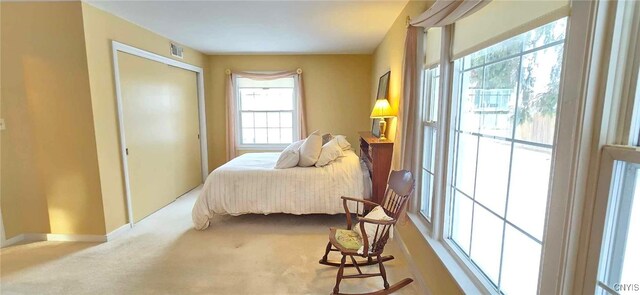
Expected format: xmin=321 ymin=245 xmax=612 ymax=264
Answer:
xmin=236 ymin=77 xmax=297 ymax=147
xmin=578 ymin=1 xmax=640 ymax=293
xmin=595 ymin=48 xmax=640 ymax=295
xmin=448 ymin=18 xmax=567 ymax=293
xmin=597 ymin=158 xmax=640 ymax=295
xmin=420 ymin=66 xmax=440 ymax=221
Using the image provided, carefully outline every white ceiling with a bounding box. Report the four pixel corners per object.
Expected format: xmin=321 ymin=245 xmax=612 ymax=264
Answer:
xmin=85 ymin=0 xmax=409 ymax=55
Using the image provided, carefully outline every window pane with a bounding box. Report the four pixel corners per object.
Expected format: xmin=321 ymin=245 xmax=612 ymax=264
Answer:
xmin=254 ymin=112 xmax=267 ymax=128
xmin=475 ymin=137 xmax=510 ymax=216
xmin=280 ymin=128 xmax=293 ymax=143
xmin=267 ymin=128 xmax=280 ymax=143
xmin=430 ymin=130 xmax=437 ymax=172
xmin=421 ymin=170 xmax=434 ymax=219
xmin=242 ymin=128 xmax=254 ymax=144
xmin=485 ymin=37 xmax=523 ymax=64
xmin=431 ymin=72 xmax=440 ymax=121
xmin=280 ymin=112 xmax=293 ymax=128
xmin=267 ymin=112 xmax=280 ymax=128
xmin=255 ymin=128 xmax=268 ymax=143
xmin=479 ymin=57 xmax=519 ymax=138
xmin=500 ymin=224 xmax=541 ymax=295
xmin=507 ymin=144 xmax=551 ymax=240
xmin=267 ymin=88 xmax=294 ymax=110
xmin=455 ymin=132 xmax=478 ymax=197
xmin=621 ymin=177 xmax=640 ymax=284
xmin=599 ymin=162 xmax=640 ymax=290
xmin=460 ymin=68 xmax=484 ymax=132
xmin=464 ymin=50 xmax=486 ymax=69
xmin=239 ymin=89 xmax=261 ymax=110
xmin=523 ymin=18 xmax=567 ymax=51
xmin=423 ymin=127 xmax=436 ymax=172
xmin=239 ymin=88 xmax=293 ymax=111
xmin=515 ymin=44 xmax=563 ymax=145
xmin=451 ymin=191 xmax=473 ymax=254
xmin=463 ymin=37 xmax=523 ymax=69
xmin=470 ymin=204 xmax=504 ymax=286
xmin=241 ymin=112 xmax=254 ymax=128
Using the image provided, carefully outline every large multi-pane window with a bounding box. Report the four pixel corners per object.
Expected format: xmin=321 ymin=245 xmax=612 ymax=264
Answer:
xmin=420 ymin=66 xmax=440 ymax=220
xmin=448 ymin=18 xmax=567 ymax=293
xmin=236 ymin=77 xmax=297 ymax=146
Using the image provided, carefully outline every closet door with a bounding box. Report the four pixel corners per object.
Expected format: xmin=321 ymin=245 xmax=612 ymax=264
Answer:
xmin=118 ymin=52 xmax=201 ymax=222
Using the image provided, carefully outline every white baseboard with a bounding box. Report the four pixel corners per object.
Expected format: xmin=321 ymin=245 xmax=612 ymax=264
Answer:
xmin=45 ymin=233 xmax=106 ymax=242
xmin=22 ymin=233 xmax=47 ymax=242
xmin=0 ymin=225 xmax=133 ymax=248
xmin=394 ymin=227 xmax=431 ymax=295
xmin=106 ymin=224 xmax=131 ymax=241
xmin=1 ymin=234 xmax=26 ymax=248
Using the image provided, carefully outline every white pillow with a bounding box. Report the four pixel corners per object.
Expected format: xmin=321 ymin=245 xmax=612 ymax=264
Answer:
xmin=298 ymin=131 xmax=322 ymax=167
xmin=274 ymin=140 xmax=304 ymax=169
xmin=315 ymin=138 xmax=344 ymax=167
xmin=354 ymin=206 xmax=393 ymax=253
xmin=334 ymin=135 xmax=351 ymax=150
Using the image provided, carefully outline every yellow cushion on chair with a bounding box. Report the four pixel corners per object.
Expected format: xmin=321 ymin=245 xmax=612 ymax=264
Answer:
xmin=335 ymin=229 xmax=363 ymax=250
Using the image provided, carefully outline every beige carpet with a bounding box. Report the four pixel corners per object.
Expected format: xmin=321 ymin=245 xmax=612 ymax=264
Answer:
xmin=0 ymin=187 xmax=421 ymax=295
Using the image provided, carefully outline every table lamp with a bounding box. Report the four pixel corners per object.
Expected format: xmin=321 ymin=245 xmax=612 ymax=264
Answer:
xmin=370 ymin=98 xmax=396 ymax=141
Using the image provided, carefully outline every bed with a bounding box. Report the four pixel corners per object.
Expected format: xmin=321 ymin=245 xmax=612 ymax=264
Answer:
xmin=192 ymin=150 xmax=371 ymax=230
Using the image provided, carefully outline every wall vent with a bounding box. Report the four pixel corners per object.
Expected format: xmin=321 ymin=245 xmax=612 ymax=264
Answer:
xmin=170 ymin=43 xmax=184 ymax=59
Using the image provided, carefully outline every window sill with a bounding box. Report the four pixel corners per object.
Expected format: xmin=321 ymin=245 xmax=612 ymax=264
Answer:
xmin=406 ymin=213 xmax=493 ymax=295
xmin=236 ymin=145 xmax=287 ymax=151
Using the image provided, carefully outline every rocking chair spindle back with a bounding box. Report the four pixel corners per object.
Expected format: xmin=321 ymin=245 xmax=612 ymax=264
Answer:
xmin=319 ymin=170 xmax=415 ymax=295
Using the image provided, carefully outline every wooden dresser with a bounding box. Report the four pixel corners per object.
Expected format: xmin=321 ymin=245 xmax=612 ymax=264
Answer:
xmin=358 ymin=131 xmax=394 ymax=206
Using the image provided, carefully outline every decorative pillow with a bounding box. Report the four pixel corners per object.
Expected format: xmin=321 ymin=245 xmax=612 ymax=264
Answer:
xmin=335 ymin=229 xmax=362 ymax=250
xmin=298 ymin=131 xmax=322 ymax=167
xmin=322 ymin=133 xmax=334 ymax=145
xmin=334 ymin=135 xmax=351 ymax=150
xmin=274 ymin=140 xmax=304 ymax=169
xmin=315 ymin=138 xmax=345 ymax=167
xmin=353 ymin=206 xmax=393 ymax=253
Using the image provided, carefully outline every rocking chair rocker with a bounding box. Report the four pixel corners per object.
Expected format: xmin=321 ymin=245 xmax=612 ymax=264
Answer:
xmin=319 ymin=170 xmax=415 ymax=295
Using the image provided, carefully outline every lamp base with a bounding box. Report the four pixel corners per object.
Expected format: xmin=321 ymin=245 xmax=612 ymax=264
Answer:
xmin=379 ymin=119 xmax=387 ymax=141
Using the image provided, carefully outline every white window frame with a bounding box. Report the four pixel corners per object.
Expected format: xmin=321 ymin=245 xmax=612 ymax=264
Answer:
xmin=417 ymin=65 xmax=440 ymax=225
xmin=233 ymin=75 xmax=300 ymax=151
xmin=586 ymin=146 xmax=640 ymax=295
xmin=406 ymin=1 xmax=606 ymax=294
xmin=578 ymin=0 xmax=640 ymax=294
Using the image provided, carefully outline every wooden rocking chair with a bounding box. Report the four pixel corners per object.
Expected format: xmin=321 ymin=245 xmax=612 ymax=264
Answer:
xmin=319 ymin=170 xmax=415 ymax=295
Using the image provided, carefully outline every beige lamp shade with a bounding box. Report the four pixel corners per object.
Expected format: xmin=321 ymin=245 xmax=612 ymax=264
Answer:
xmin=370 ymin=99 xmax=396 ymax=118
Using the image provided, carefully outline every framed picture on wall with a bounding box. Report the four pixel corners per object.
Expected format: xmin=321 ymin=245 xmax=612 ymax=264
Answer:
xmin=376 ymin=71 xmax=390 ymax=100
xmin=371 ymin=118 xmax=381 ymax=137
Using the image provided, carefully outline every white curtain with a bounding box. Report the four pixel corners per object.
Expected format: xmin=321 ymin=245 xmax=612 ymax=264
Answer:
xmin=225 ymin=69 xmax=307 ymax=161
xmin=394 ymin=0 xmax=490 ymax=172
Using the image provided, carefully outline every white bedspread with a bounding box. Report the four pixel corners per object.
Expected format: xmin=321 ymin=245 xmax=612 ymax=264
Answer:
xmin=192 ymin=150 xmax=368 ymax=230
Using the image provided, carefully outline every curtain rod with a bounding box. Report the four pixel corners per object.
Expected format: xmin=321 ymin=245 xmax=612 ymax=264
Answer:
xmin=225 ymin=68 xmax=302 ymax=75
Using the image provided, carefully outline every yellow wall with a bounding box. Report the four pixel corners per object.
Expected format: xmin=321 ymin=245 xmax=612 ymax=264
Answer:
xmin=80 ymin=3 xmax=208 ymax=233
xmin=207 ymin=55 xmax=372 ymax=170
xmin=1 ymin=2 xmax=105 ymax=237
xmin=371 ymin=1 xmax=463 ymax=293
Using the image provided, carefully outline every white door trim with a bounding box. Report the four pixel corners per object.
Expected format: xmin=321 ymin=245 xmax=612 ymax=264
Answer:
xmin=111 ymin=40 xmax=209 ymax=227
